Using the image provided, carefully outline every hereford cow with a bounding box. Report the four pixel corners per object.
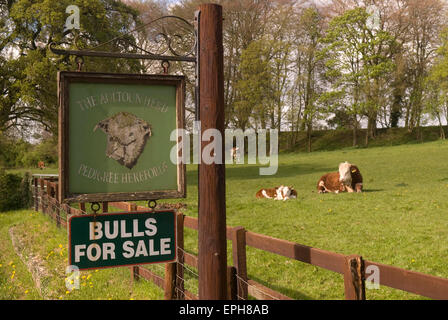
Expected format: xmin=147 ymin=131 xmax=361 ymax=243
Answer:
xmin=256 ymin=185 xmax=297 ymax=201
xmin=317 ymin=162 xmax=363 ymax=194
xmin=38 ymin=161 xmax=45 ymax=170
xmin=349 ymin=164 xmax=363 ymax=193
xmin=230 ymin=147 xmax=240 ymax=162
xmin=280 ymin=185 xmax=298 ymax=200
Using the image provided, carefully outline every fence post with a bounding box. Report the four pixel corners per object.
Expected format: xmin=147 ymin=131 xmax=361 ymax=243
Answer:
xmin=164 ymin=263 xmax=177 ymax=300
xmin=45 ymin=181 xmax=52 ymax=217
xmin=55 ymin=183 xmax=61 ymax=228
xmin=176 ymin=212 xmax=185 ymax=300
xmin=33 ymin=177 xmax=38 ymax=211
xmin=102 ymin=202 xmax=108 ymax=213
xmin=344 ymin=255 xmax=366 ymax=300
xmin=232 ymin=226 xmax=248 ymax=300
xmin=62 ymin=203 xmax=70 ymax=229
xmin=130 ymin=266 xmax=139 ymax=282
xmin=128 ymin=203 xmax=137 ymax=212
xmin=79 ymin=203 xmax=86 ymax=213
xmin=227 ymin=266 xmax=237 ymax=300
xmin=128 ymin=202 xmax=139 ymax=283
xmin=39 ymin=179 xmax=46 ymax=214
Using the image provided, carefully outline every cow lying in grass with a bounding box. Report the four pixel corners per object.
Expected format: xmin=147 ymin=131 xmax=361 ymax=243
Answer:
xmin=317 ymin=162 xmax=363 ymax=194
xmin=256 ymin=185 xmax=297 ymax=201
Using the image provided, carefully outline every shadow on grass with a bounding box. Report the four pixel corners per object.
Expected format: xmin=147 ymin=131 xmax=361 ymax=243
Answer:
xmin=225 ymin=163 xmax=335 ymax=181
xmin=361 ymin=189 xmax=385 ymax=193
xmin=247 ymin=275 xmax=314 ymax=300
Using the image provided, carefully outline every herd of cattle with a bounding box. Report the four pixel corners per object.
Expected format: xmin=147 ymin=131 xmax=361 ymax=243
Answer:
xmin=256 ymin=161 xmax=363 ymax=201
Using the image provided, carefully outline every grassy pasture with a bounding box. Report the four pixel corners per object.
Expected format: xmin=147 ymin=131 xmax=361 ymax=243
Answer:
xmin=1 ymin=140 xmax=448 ymax=299
xmin=174 ymin=139 xmax=448 ymax=299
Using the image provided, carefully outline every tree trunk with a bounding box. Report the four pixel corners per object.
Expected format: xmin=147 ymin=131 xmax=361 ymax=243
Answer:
xmin=440 ymin=125 xmax=446 ymax=140
xmin=352 ymin=125 xmax=358 ymax=147
xmin=368 ymin=113 xmax=377 ymax=139
xmin=307 ymin=123 xmax=312 ymax=153
xmin=437 ymin=113 xmax=446 ymax=139
xmin=365 ymin=120 xmax=370 ymax=147
xmin=405 ymin=104 xmax=411 ymax=131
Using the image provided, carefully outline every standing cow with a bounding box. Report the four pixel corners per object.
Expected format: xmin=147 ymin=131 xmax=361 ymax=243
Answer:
xmin=230 ymin=147 xmax=240 ymax=162
xmin=317 ymin=162 xmax=363 ymax=193
xmin=38 ymin=161 xmax=45 ymax=170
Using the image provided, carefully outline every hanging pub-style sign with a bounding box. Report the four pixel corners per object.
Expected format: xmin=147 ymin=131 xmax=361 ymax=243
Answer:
xmin=58 ymin=72 xmax=186 ymax=204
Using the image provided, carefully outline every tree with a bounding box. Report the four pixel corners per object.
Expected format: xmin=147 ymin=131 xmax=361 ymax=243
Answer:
xmin=294 ymin=7 xmax=325 ymax=152
xmin=235 ymin=39 xmax=273 ymax=130
xmin=402 ymin=0 xmax=446 ymax=136
xmin=321 ymin=7 xmax=395 ymax=146
xmin=0 ymin=0 xmax=143 ymax=135
xmin=425 ymin=28 xmax=448 ymax=139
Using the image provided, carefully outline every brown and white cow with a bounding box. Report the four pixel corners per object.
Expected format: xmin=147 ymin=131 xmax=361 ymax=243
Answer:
xmin=349 ymin=164 xmax=363 ymax=193
xmin=317 ymin=162 xmax=363 ymax=194
xmin=38 ymin=161 xmax=45 ymax=170
xmin=256 ymin=185 xmax=297 ymax=201
xmin=230 ymin=147 xmax=240 ymax=162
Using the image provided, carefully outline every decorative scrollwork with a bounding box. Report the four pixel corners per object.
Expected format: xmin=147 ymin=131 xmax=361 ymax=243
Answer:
xmin=49 ymin=15 xmax=197 ymax=63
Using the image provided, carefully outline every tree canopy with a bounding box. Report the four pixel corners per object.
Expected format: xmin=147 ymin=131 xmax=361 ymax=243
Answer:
xmin=1 ymin=0 xmax=448 ymax=151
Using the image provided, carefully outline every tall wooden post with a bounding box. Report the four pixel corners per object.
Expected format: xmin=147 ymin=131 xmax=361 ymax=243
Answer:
xmin=197 ymin=3 xmax=227 ymax=300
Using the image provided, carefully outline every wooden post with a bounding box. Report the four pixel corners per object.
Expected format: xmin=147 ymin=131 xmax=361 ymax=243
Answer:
xmin=128 ymin=202 xmax=137 ymax=212
xmin=344 ymin=255 xmax=366 ymax=300
xmin=227 ymin=266 xmax=237 ymax=300
xmin=164 ymin=263 xmax=177 ymax=300
xmin=33 ymin=178 xmax=39 ymax=212
xmin=79 ymin=202 xmax=86 ymax=213
xmin=102 ymin=202 xmax=108 ymax=213
xmin=176 ymin=212 xmax=185 ymax=300
xmin=129 ymin=200 xmax=140 ymax=283
xmin=55 ymin=183 xmax=61 ymax=228
xmin=130 ymin=266 xmax=139 ymax=282
xmin=39 ymin=179 xmax=45 ymax=213
xmin=197 ymin=3 xmax=227 ymax=300
xmin=232 ymin=226 xmax=248 ymax=300
xmin=128 ymin=200 xmax=140 ymax=283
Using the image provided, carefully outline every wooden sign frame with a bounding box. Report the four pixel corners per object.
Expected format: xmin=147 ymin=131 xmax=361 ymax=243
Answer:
xmin=58 ymin=71 xmax=186 ymax=204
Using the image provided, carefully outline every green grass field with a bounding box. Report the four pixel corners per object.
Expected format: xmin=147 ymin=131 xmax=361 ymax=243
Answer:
xmin=1 ymin=140 xmax=448 ymax=299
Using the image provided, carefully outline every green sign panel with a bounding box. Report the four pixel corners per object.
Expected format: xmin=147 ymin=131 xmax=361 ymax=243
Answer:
xmin=58 ymin=72 xmax=186 ymax=203
xmin=68 ymin=211 xmax=177 ymax=270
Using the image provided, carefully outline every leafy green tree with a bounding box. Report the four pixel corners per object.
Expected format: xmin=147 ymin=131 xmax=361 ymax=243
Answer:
xmin=425 ymin=28 xmax=448 ymax=139
xmin=0 ymin=0 xmax=143 ymax=135
xmin=320 ymin=7 xmax=395 ymax=146
xmin=235 ymin=39 xmax=273 ymax=130
xmin=294 ymin=7 xmax=325 ymax=152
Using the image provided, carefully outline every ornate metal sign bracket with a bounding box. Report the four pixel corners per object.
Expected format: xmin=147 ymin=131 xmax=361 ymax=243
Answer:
xmin=49 ymin=15 xmax=198 ymax=64
xmin=50 ymin=13 xmax=200 ymax=120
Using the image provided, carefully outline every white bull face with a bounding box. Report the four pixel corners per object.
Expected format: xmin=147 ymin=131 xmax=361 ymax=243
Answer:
xmin=339 ymin=162 xmax=352 ymax=183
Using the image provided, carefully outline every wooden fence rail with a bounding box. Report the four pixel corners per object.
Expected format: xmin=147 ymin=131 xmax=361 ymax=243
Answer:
xmin=31 ymin=176 xmax=448 ymax=300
